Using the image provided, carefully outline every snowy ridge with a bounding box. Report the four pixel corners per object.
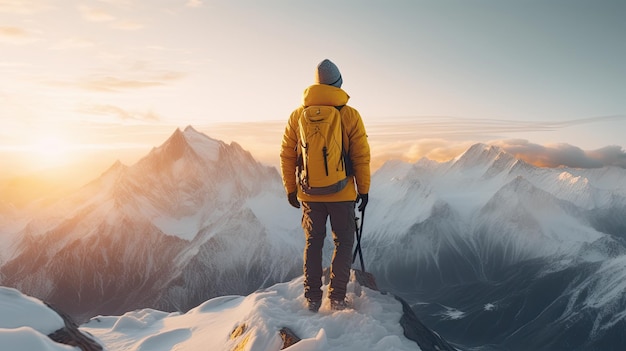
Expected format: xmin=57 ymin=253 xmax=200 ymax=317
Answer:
xmin=1 ymin=274 xmax=431 ymax=351
xmin=367 ymin=143 xmax=623 ymax=262
xmin=83 ymin=273 xmax=422 ymax=351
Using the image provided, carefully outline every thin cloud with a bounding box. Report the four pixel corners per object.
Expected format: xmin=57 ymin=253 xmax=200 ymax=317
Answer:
xmin=111 ymin=20 xmax=144 ymax=30
xmin=78 ymin=5 xmax=116 ymax=22
xmin=493 ymin=140 xmax=626 ymax=169
xmin=0 ymin=0 xmax=53 ymax=14
xmin=0 ymin=26 xmax=28 ymax=37
xmin=373 ymin=114 xmax=626 ymax=141
xmin=96 ymin=0 xmax=135 ymax=7
xmin=78 ymin=104 xmax=161 ymax=123
xmin=0 ymin=26 xmax=38 ymax=44
xmin=55 ymin=71 xmax=185 ymax=92
xmin=81 ymin=77 xmax=162 ymax=91
xmin=367 ymin=115 xmax=626 ymax=170
xmin=186 ymin=0 xmax=203 ymax=8
xmin=368 ymin=138 xmax=473 ymax=170
xmin=77 ymin=4 xmax=143 ymax=30
xmin=51 ymin=37 xmax=97 ymax=50
xmin=369 ymin=138 xmax=626 ymax=170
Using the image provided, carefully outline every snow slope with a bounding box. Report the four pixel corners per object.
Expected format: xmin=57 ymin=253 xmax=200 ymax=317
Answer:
xmin=2 ymin=274 xmax=423 ymax=351
xmin=0 ymin=287 xmax=73 ymax=351
xmin=83 ymin=273 xmax=421 ymax=351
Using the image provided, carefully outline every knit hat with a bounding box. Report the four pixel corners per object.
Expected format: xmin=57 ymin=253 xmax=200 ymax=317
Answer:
xmin=315 ymin=59 xmax=343 ymax=88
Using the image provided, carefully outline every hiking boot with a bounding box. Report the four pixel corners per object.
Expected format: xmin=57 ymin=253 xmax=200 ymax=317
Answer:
xmin=330 ymin=299 xmax=348 ymax=311
xmin=307 ymin=299 xmax=321 ymax=312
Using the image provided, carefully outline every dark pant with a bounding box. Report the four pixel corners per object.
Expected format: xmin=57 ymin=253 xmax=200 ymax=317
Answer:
xmin=301 ymin=201 xmax=355 ymax=302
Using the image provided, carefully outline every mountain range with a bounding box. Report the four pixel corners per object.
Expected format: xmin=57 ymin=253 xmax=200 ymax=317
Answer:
xmin=0 ymin=126 xmax=302 ymax=320
xmin=1 ymin=126 xmax=625 ymax=350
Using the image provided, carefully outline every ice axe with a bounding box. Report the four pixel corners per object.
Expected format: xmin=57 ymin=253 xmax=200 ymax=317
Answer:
xmin=352 ymin=209 xmax=366 ymax=271
xmin=352 ymin=208 xmax=378 ymax=290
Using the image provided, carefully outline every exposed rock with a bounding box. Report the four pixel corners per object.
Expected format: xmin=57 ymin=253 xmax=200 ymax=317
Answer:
xmin=230 ymin=323 xmax=247 ymax=339
xmin=230 ymin=323 xmax=250 ymax=351
xmin=45 ymin=303 xmax=103 ymax=351
xmin=394 ymin=296 xmax=458 ymax=351
xmin=279 ymin=327 xmax=301 ymax=349
xmin=352 ymin=269 xmax=379 ymax=291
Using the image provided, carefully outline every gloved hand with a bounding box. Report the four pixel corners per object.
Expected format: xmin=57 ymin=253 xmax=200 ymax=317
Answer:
xmin=356 ymin=193 xmax=368 ymax=212
xmin=288 ymin=191 xmax=300 ymax=209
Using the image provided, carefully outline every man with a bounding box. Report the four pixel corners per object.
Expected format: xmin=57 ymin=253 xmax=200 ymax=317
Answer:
xmin=280 ymin=59 xmax=371 ymax=312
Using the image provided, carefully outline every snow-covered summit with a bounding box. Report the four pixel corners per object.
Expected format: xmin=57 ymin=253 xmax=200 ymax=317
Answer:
xmin=1 ymin=271 xmax=459 ymax=351
xmin=81 ymin=270 xmax=454 ymax=351
xmin=146 ymin=125 xmax=222 ymax=167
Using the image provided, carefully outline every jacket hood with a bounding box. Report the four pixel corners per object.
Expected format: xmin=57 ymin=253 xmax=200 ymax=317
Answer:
xmin=302 ymin=84 xmax=350 ymax=107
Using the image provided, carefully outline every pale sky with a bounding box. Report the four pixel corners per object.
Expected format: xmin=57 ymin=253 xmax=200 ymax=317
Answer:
xmin=1 ymin=0 xmax=625 ymax=181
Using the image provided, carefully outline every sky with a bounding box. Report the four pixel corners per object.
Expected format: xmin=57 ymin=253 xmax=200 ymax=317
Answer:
xmin=1 ymin=0 xmax=625 ymax=184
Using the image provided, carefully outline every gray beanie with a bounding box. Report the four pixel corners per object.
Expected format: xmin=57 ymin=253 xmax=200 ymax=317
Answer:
xmin=315 ymin=59 xmax=343 ymax=88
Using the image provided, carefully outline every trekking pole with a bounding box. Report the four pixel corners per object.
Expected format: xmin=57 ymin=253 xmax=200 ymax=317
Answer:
xmin=352 ymin=208 xmax=366 ymax=272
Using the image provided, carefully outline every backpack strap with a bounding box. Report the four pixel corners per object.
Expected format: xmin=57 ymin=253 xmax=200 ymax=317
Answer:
xmin=335 ymin=105 xmax=354 ymax=176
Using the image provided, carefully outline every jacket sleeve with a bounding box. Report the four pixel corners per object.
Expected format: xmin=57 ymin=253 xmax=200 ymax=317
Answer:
xmin=345 ymin=107 xmax=371 ymax=195
xmin=280 ymin=110 xmax=300 ymax=195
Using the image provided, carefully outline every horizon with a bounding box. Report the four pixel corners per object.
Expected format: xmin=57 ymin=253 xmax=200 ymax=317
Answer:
xmin=1 ymin=0 xmax=625 ymax=192
xmin=3 ymin=118 xmax=626 ymax=176
xmin=2 ymin=123 xmax=626 ymax=209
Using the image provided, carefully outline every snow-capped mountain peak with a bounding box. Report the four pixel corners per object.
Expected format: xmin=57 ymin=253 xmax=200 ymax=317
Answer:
xmin=453 ymin=143 xmax=502 ymax=165
xmin=141 ymin=126 xmax=222 ymax=171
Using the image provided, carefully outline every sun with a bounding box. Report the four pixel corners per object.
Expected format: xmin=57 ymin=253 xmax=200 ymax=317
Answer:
xmin=35 ymin=136 xmax=66 ymax=153
xmin=30 ymin=135 xmax=73 ymax=168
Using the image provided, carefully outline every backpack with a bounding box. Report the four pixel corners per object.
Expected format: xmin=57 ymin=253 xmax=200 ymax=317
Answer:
xmin=296 ymin=105 xmax=350 ymax=195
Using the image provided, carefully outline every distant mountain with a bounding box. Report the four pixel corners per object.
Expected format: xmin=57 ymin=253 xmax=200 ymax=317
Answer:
xmin=2 ymin=134 xmax=626 ymax=350
xmin=363 ymin=143 xmax=626 ymax=351
xmin=0 ymin=126 xmax=303 ymax=320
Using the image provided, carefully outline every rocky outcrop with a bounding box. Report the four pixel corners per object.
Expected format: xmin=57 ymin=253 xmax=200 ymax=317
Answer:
xmin=394 ymin=297 xmax=457 ymax=351
xmin=231 ymin=269 xmax=457 ymax=351
xmin=279 ymin=327 xmax=301 ymax=349
xmin=352 ymin=269 xmax=457 ymax=351
xmin=45 ymin=303 xmax=103 ymax=351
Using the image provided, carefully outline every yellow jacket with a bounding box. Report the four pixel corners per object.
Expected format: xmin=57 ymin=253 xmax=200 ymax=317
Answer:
xmin=280 ymin=84 xmax=371 ymax=202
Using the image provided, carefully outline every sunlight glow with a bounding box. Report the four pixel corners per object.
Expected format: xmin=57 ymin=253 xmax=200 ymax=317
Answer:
xmin=28 ymin=134 xmax=74 ymax=168
xmin=35 ymin=136 xmax=67 ymax=156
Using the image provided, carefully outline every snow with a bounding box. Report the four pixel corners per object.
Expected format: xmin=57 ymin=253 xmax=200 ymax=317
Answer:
xmin=182 ymin=126 xmax=220 ymax=163
xmin=438 ymin=305 xmax=466 ymax=320
xmin=484 ymin=303 xmax=496 ymax=311
xmin=367 ymin=143 xmax=620 ymax=263
xmin=0 ymin=287 xmax=75 ymax=351
xmin=0 ymin=287 xmax=64 ymax=333
xmin=151 ymin=213 xmax=203 ymax=241
xmin=82 ymin=273 xmax=421 ymax=351
xmin=0 ymin=327 xmax=76 ymax=351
